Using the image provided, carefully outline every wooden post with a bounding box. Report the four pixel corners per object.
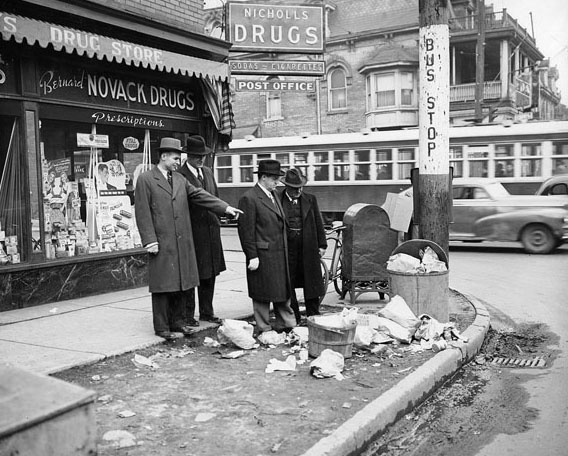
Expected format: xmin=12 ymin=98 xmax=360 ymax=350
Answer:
xmin=418 ymin=0 xmax=451 ymax=257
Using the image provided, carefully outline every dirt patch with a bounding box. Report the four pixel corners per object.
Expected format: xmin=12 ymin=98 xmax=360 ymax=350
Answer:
xmin=361 ymin=322 xmax=559 ymax=456
xmin=54 ymin=297 xmax=476 ymax=456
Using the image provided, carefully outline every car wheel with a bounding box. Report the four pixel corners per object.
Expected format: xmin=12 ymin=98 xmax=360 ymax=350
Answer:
xmin=521 ymin=224 xmax=557 ymax=254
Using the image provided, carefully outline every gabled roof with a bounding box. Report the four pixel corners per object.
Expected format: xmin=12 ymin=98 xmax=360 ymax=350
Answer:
xmin=328 ymin=0 xmax=418 ymax=38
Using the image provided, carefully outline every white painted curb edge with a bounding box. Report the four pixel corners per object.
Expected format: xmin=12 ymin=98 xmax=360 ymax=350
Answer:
xmin=302 ymin=291 xmax=491 ymax=456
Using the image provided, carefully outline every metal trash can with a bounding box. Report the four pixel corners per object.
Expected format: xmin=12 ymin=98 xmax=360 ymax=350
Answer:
xmin=388 ymin=239 xmax=449 ymax=322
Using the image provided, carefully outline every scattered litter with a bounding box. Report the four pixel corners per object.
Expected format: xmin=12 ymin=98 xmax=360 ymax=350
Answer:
xmin=102 ymin=430 xmax=137 ymax=449
xmin=91 ymin=375 xmax=101 ymax=381
xmin=258 ymin=330 xmax=287 ymax=346
xmin=117 ymin=410 xmax=136 ymax=418
xmin=98 ymin=394 xmax=113 ymax=403
xmin=310 ymin=349 xmax=344 ymax=380
xmin=265 ymin=355 xmax=297 ymax=373
xmin=354 ymin=325 xmax=376 ymax=347
xmin=387 ymin=246 xmax=447 ymax=274
xmin=221 ymin=350 xmax=246 ymax=359
xmin=271 ymin=441 xmax=284 ymax=453
xmin=431 ymin=339 xmax=447 ymax=352
xmin=376 ymin=316 xmax=414 ymax=344
xmin=203 ymin=337 xmax=220 ymax=348
xmin=132 ymin=354 xmax=159 ymax=369
xmin=312 ymin=307 xmax=358 ymax=329
xmin=297 ymin=348 xmax=309 ymax=364
xmin=379 ymin=295 xmax=421 ymax=330
xmin=195 ymin=413 xmax=216 ymax=422
xmin=217 ymin=319 xmax=257 ymax=349
xmin=291 ymin=326 xmax=309 ymax=344
xmin=49 ymin=307 xmax=58 ymax=313
xmin=342 ymin=402 xmax=352 ymax=409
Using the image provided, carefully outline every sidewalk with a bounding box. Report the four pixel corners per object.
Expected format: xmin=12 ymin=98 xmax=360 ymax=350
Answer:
xmin=0 ymin=242 xmax=490 ymax=456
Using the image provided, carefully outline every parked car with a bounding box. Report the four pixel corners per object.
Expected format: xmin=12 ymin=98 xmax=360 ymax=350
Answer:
xmin=535 ymin=175 xmax=568 ymax=196
xmin=403 ymin=179 xmax=568 ymax=254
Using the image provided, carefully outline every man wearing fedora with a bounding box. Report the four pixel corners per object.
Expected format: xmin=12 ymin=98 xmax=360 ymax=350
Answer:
xmin=277 ymin=168 xmax=327 ymax=322
xmin=135 ymin=137 xmax=242 ymax=340
xmin=237 ymin=159 xmax=296 ymax=334
xmin=178 ymin=135 xmax=224 ymax=326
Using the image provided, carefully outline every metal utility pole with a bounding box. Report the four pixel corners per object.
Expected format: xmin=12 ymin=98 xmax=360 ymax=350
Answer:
xmin=417 ymin=0 xmax=451 ymax=256
xmin=474 ymin=0 xmax=486 ymax=121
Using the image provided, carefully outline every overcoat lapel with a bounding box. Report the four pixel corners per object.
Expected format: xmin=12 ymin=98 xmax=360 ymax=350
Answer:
xmin=152 ymin=167 xmax=172 ymax=196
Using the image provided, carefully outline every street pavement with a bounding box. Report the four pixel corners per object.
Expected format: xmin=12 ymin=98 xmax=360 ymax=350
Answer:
xmin=0 ymin=233 xmax=490 ymax=456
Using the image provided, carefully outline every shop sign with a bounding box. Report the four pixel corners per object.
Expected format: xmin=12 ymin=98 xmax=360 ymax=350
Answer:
xmin=229 ymin=59 xmax=325 ymax=76
xmin=0 ymin=50 xmax=18 ymax=94
xmin=123 ymin=137 xmax=140 ymax=151
xmin=77 ymin=133 xmax=109 ymax=148
xmin=37 ymin=63 xmax=198 ymax=117
xmin=0 ymin=12 xmax=228 ymax=81
xmin=235 ymin=79 xmax=316 ymax=92
xmin=227 ymin=3 xmax=324 ymax=53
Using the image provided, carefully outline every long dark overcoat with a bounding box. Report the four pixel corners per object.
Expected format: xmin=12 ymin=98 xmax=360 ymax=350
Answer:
xmin=237 ymin=185 xmax=290 ymax=302
xmin=178 ymin=165 xmax=226 ymax=280
xmin=135 ymin=167 xmax=228 ymax=293
xmin=277 ymin=190 xmax=328 ymax=299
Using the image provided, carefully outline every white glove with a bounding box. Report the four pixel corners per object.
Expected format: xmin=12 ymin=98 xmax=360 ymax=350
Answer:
xmin=248 ymin=257 xmax=260 ymax=271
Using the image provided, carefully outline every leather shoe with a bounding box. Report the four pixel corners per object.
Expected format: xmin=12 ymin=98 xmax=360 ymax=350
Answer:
xmin=155 ymin=331 xmax=176 ymax=341
xmin=187 ymin=319 xmax=200 ymax=327
xmin=172 ymin=325 xmax=195 ymax=336
xmin=200 ymin=315 xmax=223 ymax=325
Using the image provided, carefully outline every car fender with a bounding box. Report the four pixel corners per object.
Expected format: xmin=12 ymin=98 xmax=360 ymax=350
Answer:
xmin=473 ymin=207 xmax=567 ymax=241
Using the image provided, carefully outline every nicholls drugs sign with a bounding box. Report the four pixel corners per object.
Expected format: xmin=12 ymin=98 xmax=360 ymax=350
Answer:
xmin=227 ymin=2 xmax=324 ymax=53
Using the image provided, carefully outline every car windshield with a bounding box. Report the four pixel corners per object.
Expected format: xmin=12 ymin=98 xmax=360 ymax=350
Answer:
xmin=484 ymin=181 xmax=510 ymax=198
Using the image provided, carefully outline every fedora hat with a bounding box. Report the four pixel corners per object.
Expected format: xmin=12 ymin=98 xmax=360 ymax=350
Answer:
xmin=158 ymin=137 xmax=184 ymax=153
xmin=255 ymin=159 xmax=285 ymax=176
xmin=282 ymin=168 xmax=307 ymax=188
xmin=186 ymin=135 xmax=212 ymax=156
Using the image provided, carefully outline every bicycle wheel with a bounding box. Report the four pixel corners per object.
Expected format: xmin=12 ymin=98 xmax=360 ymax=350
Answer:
xmin=333 ymin=251 xmax=343 ymax=296
xmin=319 ymin=258 xmax=330 ymax=304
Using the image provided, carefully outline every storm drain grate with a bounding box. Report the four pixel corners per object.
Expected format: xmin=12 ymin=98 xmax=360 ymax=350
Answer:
xmin=490 ymin=356 xmax=546 ymax=368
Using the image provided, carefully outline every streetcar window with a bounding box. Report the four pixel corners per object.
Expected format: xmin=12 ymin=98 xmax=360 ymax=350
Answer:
xmin=333 ymin=151 xmax=350 ymax=180
xmin=467 ymin=145 xmax=489 ymax=177
xmin=398 ymin=148 xmax=415 ymax=180
xmin=293 ymin=153 xmax=308 ymax=177
xmin=240 ymin=155 xmax=254 ymax=182
xmin=450 ymin=146 xmax=463 ymax=178
xmin=552 ymin=142 xmax=568 ymax=175
xmin=216 ymin=156 xmax=233 ymax=183
xmin=376 ymin=148 xmax=393 ymax=180
xmin=354 ymin=150 xmax=370 ymax=180
xmin=495 ymin=144 xmax=514 ymax=177
xmin=314 ymin=152 xmax=329 ymax=181
xmin=521 ymin=144 xmax=542 ymax=177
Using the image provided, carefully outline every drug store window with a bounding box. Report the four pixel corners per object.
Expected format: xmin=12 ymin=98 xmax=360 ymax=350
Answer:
xmin=38 ymin=119 xmax=186 ymax=261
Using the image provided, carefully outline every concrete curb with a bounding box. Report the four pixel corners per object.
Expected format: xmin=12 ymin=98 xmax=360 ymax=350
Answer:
xmin=301 ymin=291 xmax=491 ymax=456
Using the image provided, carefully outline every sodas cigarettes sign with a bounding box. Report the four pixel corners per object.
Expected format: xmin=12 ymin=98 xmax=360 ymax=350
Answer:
xmin=228 ymin=3 xmax=324 ymax=53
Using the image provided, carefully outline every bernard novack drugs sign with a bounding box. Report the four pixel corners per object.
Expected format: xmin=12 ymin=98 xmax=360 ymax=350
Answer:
xmin=227 ymin=2 xmax=324 ymax=53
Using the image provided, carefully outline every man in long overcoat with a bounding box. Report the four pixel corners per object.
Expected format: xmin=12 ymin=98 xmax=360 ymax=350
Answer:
xmin=135 ymin=137 xmax=241 ymax=340
xmin=277 ymin=168 xmax=327 ymax=323
xmin=179 ymin=135 xmax=225 ymax=325
xmin=237 ymin=159 xmax=296 ymax=334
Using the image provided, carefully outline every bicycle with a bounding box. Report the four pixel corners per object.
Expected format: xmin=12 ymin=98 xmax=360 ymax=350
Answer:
xmin=320 ymin=223 xmax=346 ymax=300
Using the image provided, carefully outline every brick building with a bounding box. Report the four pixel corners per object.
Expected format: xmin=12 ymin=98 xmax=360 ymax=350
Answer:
xmin=205 ymin=0 xmax=562 ymax=139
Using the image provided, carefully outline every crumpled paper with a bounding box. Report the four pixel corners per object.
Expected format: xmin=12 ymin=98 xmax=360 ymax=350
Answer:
xmin=310 ymin=349 xmax=344 ymax=380
xmin=387 ymin=246 xmax=447 ymax=274
xmin=378 ymin=295 xmax=421 ymax=330
xmin=217 ymin=319 xmax=257 ymax=349
xmin=265 ymin=355 xmax=297 ymax=373
xmin=257 ymin=330 xmax=287 ymax=346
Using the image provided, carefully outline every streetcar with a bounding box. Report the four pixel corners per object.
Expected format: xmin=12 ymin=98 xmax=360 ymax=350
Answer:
xmin=216 ymin=121 xmax=568 ymax=223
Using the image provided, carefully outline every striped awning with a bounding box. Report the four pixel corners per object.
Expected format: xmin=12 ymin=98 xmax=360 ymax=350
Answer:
xmin=1 ymin=12 xmax=228 ymax=81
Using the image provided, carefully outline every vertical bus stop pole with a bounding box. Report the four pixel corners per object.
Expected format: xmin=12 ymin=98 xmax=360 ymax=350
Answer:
xmin=417 ymin=0 xmax=451 ymax=258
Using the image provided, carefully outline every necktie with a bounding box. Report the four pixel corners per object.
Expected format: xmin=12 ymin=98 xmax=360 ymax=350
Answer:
xmin=198 ymin=170 xmax=204 ymax=185
xmin=268 ymin=192 xmax=275 ymax=205
xmin=167 ymin=171 xmax=172 ymax=187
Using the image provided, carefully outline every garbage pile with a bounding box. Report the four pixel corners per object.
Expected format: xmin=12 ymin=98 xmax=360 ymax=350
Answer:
xmin=196 ymin=297 xmax=468 ymax=381
xmin=387 ymin=245 xmax=447 ymax=274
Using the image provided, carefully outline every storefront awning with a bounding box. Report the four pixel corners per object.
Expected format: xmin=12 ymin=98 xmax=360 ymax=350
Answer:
xmin=1 ymin=12 xmax=229 ymax=81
